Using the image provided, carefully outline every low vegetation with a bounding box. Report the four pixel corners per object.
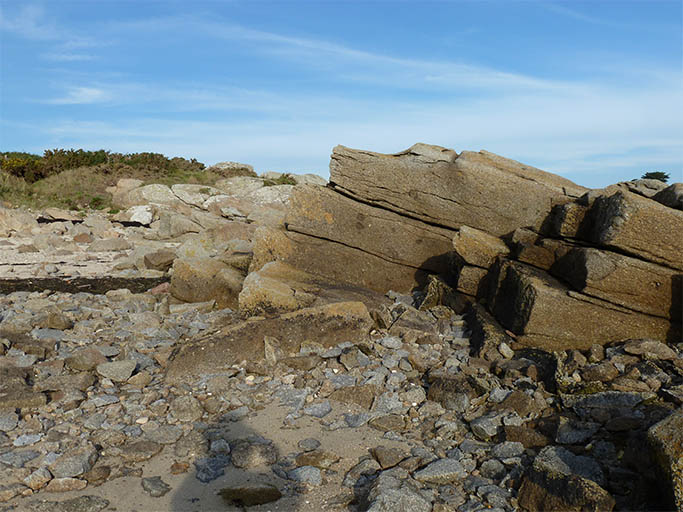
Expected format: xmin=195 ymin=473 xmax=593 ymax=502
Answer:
xmin=641 ymin=171 xmax=670 ymax=183
xmin=263 ymin=173 xmax=297 ymax=187
xmin=0 ymin=149 xmax=224 ymax=211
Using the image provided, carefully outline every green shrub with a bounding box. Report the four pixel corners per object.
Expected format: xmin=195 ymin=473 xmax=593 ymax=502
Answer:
xmin=264 ymin=173 xmax=297 ymax=186
xmin=641 ymin=171 xmax=670 ymax=183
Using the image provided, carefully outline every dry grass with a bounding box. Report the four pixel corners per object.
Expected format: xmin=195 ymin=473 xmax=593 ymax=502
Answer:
xmin=0 ymin=165 xmax=226 ymax=212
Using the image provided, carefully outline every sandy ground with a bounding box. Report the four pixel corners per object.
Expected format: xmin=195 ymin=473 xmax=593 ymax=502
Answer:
xmin=6 ymin=402 xmax=414 ymax=512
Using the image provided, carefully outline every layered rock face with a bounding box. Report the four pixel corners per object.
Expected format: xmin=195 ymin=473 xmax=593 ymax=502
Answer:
xmin=254 ymin=143 xmax=682 ymax=350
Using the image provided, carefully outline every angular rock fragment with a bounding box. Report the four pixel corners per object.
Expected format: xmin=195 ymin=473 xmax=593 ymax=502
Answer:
xmin=648 ymin=408 xmax=683 ymax=510
xmin=329 ymin=144 xmax=586 ymax=236
xmin=589 ymin=191 xmax=683 ymax=270
xmin=488 ymin=260 xmax=677 ymax=349
xmin=518 ymin=446 xmax=614 ymax=511
xmin=652 ymin=182 xmax=683 ymax=210
xmin=552 ymin=247 xmax=682 ymax=321
xmin=453 ymin=225 xmax=509 ymax=268
xmin=170 ymin=257 xmax=244 ymax=309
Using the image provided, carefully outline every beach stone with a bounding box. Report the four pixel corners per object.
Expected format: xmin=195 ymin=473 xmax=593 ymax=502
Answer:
xmin=480 ymin=459 xmax=506 ymax=480
xmin=50 ymin=446 xmax=98 ymax=478
xmin=144 ymin=424 xmax=183 ymax=444
xmin=119 ymin=440 xmax=162 ymax=462
xmin=141 ymin=476 xmax=171 ymax=497
xmin=96 ymin=360 xmax=136 ymax=382
xmin=414 ymin=458 xmax=467 ymax=484
xmin=0 ymin=483 xmax=26 ymax=502
xmin=170 ymin=257 xmax=244 ymax=309
xmin=623 ymin=339 xmax=678 ymax=360
xmin=288 ymin=465 xmax=322 ymax=486
xmin=195 ymin=455 xmax=230 ymax=483
xmin=372 ymin=446 xmax=408 ymax=469
xmin=491 ymin=441 xmax=524 ymax=459
xmin=0 ymin=449 xmax=40 ymax=468
xmin=303 ymin=400 xmax=332 ymax=418
xmin=13 ymin=433 xmax=42 ymax=446
xmin=298 ymin=438 xmax=321 ymax=452
xmin=295 ymin=449 xmax=340 ymax=470
xmin=65 ymin=347 xmax=107 ymax=371
xmin=144 ymin=250 xmax=176 ymax=271
xmin=44 ymin=477 xmax=88 ymax=493
xmin=31 ymin=495 xmax=110 ymax=512
xmin=367 ymin=488 xmax=432 ymax=512
xmin=0 ymin=411 xmax=18 ymax=432
xmin=23 ymin=467 xmax=52 ymax=490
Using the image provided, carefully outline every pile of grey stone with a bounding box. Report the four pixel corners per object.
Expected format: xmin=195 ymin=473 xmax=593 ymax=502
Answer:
xmin=0 ymin=146 xmax=681 ymax=511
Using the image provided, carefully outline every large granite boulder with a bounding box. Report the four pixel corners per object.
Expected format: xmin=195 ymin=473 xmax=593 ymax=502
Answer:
xmin=588 ymin=191 xmax=683 ymax=270
xmin=551 ymin=247 xmax=682 ymax=321
xmin=329 ymin=143 xmax=586 ymax=236
xmin=518 ymin=446 xmax=615 ymax=511
xmin=0 ymin=207 xmax=37 ymax=236
xmin=652 ymin=183 xmax=683 ymax=210
xmin=648 ymin=407 xmax=683 ymax=511
xmin=239 ymin=261 xmax=389 ymax=317
xmin=487 ymin=259 xmax=677 ymax=350
xmin=169 ymin=257 xmax=245 ymax=309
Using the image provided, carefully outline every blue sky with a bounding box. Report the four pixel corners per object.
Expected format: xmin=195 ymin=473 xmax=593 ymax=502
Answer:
xmin=1 ymin=1 xmax=681 ymax=188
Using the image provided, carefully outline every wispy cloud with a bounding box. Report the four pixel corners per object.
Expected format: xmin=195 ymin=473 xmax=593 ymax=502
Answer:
xmin=541 ymin=2 xmax=642 ymax=29
xmin=45 ymin=86 xmax=111 ymax=105
xmin=42 ymin=52 xmax=96 ymax=62
xmin=0 ymin=4 xmax=101 ymax=58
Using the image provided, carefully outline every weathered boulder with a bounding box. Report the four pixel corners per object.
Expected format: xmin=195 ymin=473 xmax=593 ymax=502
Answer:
xmin=616 ymin=178 xmax=669 ymax=198
xmin=653 ymin=183 xmax=683 ymax=210
xmin=238 ymin=261 xmax=390 ymax=317
xmin=510 ymin=229 xmax=576 ymax=272
xmin=213 ymin=176 xmax=265 ymax=197
xmin=452 ymin=225 xmax=509 ymax=268
xmin=551 ymin=247 xmax=682 ymax=321
xmin=121 ymin=184 xmax=181 ymax=208
xmin=251 ymin=227 xmax=437 ymax=294
xmin=0 ymin=207 xmax=37 ymax=236
xmin=488 ymin=260 xmax=677 ymax=350
xmin=518 ymin=446 xmax=614 ymax=511
xmin=169 ymin=258 xmax=245 ymax=309
xmin=112 ymin=205 xmax=154 ymax=226
xmin=648 ymin=407 xmax=683 ymax=511
xmin=454 ymin=264 xmax=488 ymax=297
xmin=170 ymin=184 xmax=224 ymax=208
xmin=39 ymin=208 xmax=81 ymax=222
xmin=106 ymin=178 xmax=143 ymax=207
xmin=166 ymin=301 xmax=374 ymax=382
xmin=154 ymin=211 xmax=203 ymax=239
xmin=143 ymin=249 xmax=176 ymax=272
xmin=285 ymin=184 xmax=454 ymax=280
xmin=548 ymin=201 xmax=590 ymax=239
xmin=239 ymin=261 xmax=318 ymax=316
xmin=329 ymin=143 xmax=586 ymax=236
xmin=589 ymin=191 xmax=683 ymax=270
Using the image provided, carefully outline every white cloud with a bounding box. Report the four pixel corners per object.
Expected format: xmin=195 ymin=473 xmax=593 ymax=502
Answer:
xmin=42 ymin=52 xmax=96 ymax=62
xmin=45 ymin=87 xmax=111 ymax=105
